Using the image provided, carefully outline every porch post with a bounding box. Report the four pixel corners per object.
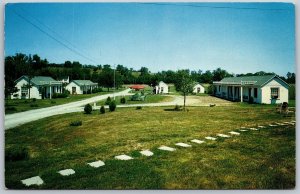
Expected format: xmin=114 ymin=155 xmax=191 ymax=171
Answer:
xmin=232 ymin=86 xmax=235 ymax=101
xmin=49 ymin=85 xmax=52 ymax=99
xmin=240 ymin=86 xmax=243 ymax=102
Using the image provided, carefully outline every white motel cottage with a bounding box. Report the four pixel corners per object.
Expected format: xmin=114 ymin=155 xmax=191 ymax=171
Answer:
xmin=66 ymin=80 xmax=98 ymax=94
xmin=154 ymin=81 xmax=169 ymax=94
xmin=11 ymin=75 xmax=63 ymax=99
xmin=213 ymin=75 xmax=289 ymax=104
xmin=193 ymin=83 xmax=205 ymax=94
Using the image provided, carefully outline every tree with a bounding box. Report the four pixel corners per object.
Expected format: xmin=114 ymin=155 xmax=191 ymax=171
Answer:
xmin=212 ymin=68 xmax=232 ymax=81
xmin=174 ymin=70 xmax=194 ymax=111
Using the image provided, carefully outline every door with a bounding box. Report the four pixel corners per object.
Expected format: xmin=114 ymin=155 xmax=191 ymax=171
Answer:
xmin=72 ymin=87 xmax=76 ymax=94
xmin=248 ymin=88 xmax=252 ymax=100
xmin=197 ymin=87 xmax=200 ymax=93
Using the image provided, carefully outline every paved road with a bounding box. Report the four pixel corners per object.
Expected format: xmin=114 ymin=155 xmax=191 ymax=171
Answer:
xmin=4 ymin=89 xmax=132 ymax=130
xmin=5 ymin=92 xmax=232 ymax=130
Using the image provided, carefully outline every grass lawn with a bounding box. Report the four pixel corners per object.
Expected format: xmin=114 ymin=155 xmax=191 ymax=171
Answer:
xmin=5 ymin=89 xmax=124 ymax=114
xmin=96 ymin=94 xmax=173 ymax=106
xmin=5 ymin=105 xmax=295 ymax=189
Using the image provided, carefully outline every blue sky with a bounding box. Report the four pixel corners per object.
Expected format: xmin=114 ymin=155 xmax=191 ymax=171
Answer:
xmin=5 ymin=2 xmax=295 ymax=76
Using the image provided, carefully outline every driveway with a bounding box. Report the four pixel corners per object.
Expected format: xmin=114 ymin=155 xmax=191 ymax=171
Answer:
xmin=4 ymin=89 xmax=132 ymax=130
xmin=5 ymin=92 xmax=232 ymax=130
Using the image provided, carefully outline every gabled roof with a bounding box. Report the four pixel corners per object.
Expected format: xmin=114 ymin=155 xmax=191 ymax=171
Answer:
xmin=193 ymin=82 xmax=204 ymax=87
xmin=15 ymin=75 xmax=62 ymax=86
xmin=72 ymin=80 xmax=98 ymax=86
xmin=214 ymin=75 xmax=289 ymax=87
xmin=158 ymin=81 xmax=168 ymax=86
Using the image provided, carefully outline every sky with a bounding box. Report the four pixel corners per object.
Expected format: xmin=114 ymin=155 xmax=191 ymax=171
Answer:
xmin=5 ymin=2 xmax=295 ymax=76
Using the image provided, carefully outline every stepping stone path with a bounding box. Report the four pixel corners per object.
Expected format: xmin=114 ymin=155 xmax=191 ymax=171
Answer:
xmin=240 ymin=127 xmax=246 ymax=129
xmin=205 ymin=136 xmax=217 ymax=141
xmin=140 ymin=150 xmax=154 ymax=156
xmin=250 ymin=128 xmax=258 ymax=131
xmin=269 ymin=124 xmax=277 ymax=127
xmin=275 ymin=122 xmax=285 ymax=126
xmin=58 ymin=169 xmax=75 ymax=176
xmin=21 ymin=176 xmax=44 ymax=186
xmin=258 ymin=126 xmax=265 ymax=128
xmin=115 ymin=154 xmax=133 ymax=160
xmin=158 ymin=146 xmax=176 ymax=152
xmin=228 ymin=131 xmax=240 ymax=135
xmin=175 ymin=143 xmax=192 ymax=147
xmin=87 ymin=160 xmax=105 ymax=168
xmin=191 ymin=139 xmax=205 ymax=144
xmin=216 ymin=134 xmax=230 ymax=138
xmin=239 ymin=129 xmax=248 ymax=132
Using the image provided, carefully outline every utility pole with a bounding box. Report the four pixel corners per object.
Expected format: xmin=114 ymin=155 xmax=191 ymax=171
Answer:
xmin=113 ymin=64 xmax=116 ymax=100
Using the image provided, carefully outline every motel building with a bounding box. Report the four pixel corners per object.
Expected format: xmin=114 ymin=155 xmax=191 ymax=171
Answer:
xmin=213 ymin=74 xmax=289 ymax=104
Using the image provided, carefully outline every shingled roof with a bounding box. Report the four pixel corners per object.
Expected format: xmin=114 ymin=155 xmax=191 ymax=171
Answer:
xmin=72 ymin=80 xmax=98 ymax=86
xmin=215 ymin=74 xmax=289 ymax=87
xmin=15 ymin=76 xmax=62 ymax=86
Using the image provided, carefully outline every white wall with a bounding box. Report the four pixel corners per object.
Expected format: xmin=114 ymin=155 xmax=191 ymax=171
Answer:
xmin=193 ymin=84 xmax=205 ymax=93
xmin=261 ymin=78 xmax=289 ymax=104
xmin=156 ymin=82 xmax=168 ymax=94
xmin=66 ymin=82 xmax=82 ymax=94
xmin=11 ymin=78 xmax=41 ymax=99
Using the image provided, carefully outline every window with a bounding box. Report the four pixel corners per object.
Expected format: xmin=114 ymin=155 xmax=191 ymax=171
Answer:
xmin=254 ymin=88 xmax=258 ymax=98
xmin=21 ymin=86 xmax=28 ymax=95
xmin=271 ymin=88 xmax=279 ymax=99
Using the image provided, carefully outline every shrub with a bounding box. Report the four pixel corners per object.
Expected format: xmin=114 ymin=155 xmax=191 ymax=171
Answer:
xmin=84 ymin=104 xmax=92 ymax=114
xmin=5 ymin=107 xmax=17 ymax=112
xmin=109 ymin=100 xmax=116 ymax=112
xmin=70 ymin=120 xmax=82 ymax=126
xmin=51 ymin=101 xmax=56 ymax=104
xmin=5 ymin=147 xmax=29 ymax=162
xmin=174 ymin=104 xmax=181 ymax=111
xmin=92 ymin=88 xmax=103 ymax=93
xmin=105 ymin=96 xmax=112 ymax=105
xmin=136 ymin=106 xmax=142 ymax=110
xmin=120 ymin=97 xmax=126 ymax=104
xmin=30 ymin=104 xmax=39 ymax=107
xmin=52 ymin=92 xmax=68 ymax=99
xmin=100 ymin=105 xmax=105 ymax=114
xmin=32 ymin=98 xmax=36 ymax=102
xmin=249 ymin=97 xmax=254 ymax=104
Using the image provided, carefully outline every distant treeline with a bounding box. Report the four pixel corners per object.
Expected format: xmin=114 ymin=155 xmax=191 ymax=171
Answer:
xmin=5 ymin=53 xmax=295 ymax=97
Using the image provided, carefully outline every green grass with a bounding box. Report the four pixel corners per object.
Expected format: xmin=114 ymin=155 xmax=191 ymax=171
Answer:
xmin=97 ymin=94 xmax=173 ymax=106
xmin=5 ymin=88 xmax=124 ymax=114
xmin=5 ymin=105 xmax=295 ymax=189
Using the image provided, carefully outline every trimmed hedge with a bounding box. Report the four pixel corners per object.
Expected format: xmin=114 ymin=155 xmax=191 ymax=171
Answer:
xmin=84 ymin=104 xmax=92 ymax=114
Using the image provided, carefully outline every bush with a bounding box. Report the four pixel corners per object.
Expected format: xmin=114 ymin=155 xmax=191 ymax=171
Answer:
xmin=51 ymin=101 xmax=56 ymax=104
xmin=5 ymin=107 xmax=17 ymax=112
xmin=32 ymin=98 xmax=36 ymax=102
xmin=249 ymin=97 xmax=254 ymax=104
xmin=100 ymin=105 xmax=105 ymax=114
xmin=109 ymin=100 xmax=116 ymax=112
xmin=5 ymin=147 xmax=29 ymax=162
xmin=52 ymin=92 xmax=68 ymax=99
xmin=30 ymin=104 xmax=39 ymax=107
xmin=70 ymin=120 xmax=82 ymax=126
xmin=105 ymin=97 xmax=112 ymax=105
xmin=120 ymin=97 xmax=126 ymax=104
xmin=84 ymin=104 xmax=92 ymax=114
xmin=174 ymin=104 xmax=182 ymax=111
xmin=92 ymin=88 xmax=103 ymax=93
xmin=136 ymin=106 xmax=142 ymax=110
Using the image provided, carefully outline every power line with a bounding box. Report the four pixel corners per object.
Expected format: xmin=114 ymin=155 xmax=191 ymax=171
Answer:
xmin=16 ymin=6 xmax=99 ymax=63
xmin=136 ymin=2 xmax=290 ymax=12
xmin=11 ymin=8 xmax=98 ymax=64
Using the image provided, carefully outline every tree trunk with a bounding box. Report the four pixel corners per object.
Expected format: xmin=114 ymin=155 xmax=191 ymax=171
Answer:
xmin=183 ymin=92 xmax=186 ymax=111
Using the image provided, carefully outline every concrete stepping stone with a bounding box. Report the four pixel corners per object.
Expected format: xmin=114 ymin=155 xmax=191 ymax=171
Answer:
xmin=115 ymin=154 xmax=133 ymax=160
xmin=250 ymin=128 xmax=258 ymax=131
xmin=258 ymin=126 xmax=265 ymax=128
xmin=205 ymin=136 xmax=217 ymax=140
xmin=87 ymin=160 xmax=105 ymax=168
xmin=240 ymin=127 xmax=246 ymax=129
xmin=140 ymin=150 xmax=154 ymax=156
xmin=175 ymin=143 xmax=192 ymax=147
xmin=217 ymin=134 xmax=230 ymax=138
xmin=275 ymin=122 xmax=285 ymax=126
xmin=291 ymin=120 xmax=296 ymax=123
xmin=58 ymin=169 xmax=75 ymax=176
xmin=228 ymin=131 xmax=240 ymax=135
xmin=158 ymin=146 xmax=176 ymax=152
xmin=191 ymin=139 xmax=205 ymax=144
xmin=239 ymin=129 xmax=248 ymax=132
xmin=21 ymin=176 xmax=44 ymax=186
